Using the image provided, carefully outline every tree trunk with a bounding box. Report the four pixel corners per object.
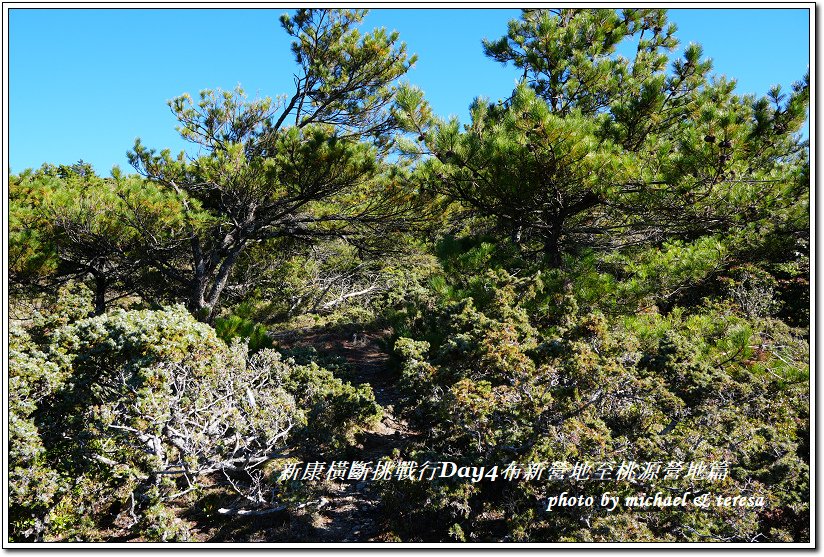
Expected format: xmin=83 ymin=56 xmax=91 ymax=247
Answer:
xmin=543 ymin=219 xmax=564 ymax=267
xmin=187 ymin=245 xmax=244 ymax=323
xmin=544 ymin=237 xmax=562 ymax=267
xmin=93 ymin=272 xmax=107 ymax=316
xmin=187 ymin=276 xmax=210 ymax=321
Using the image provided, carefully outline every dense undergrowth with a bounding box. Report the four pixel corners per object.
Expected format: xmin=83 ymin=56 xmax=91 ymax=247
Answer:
xmin=8 ymin=7 xmax=809 ymax=543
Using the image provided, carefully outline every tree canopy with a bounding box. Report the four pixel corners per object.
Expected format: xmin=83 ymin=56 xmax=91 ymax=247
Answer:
xmin=398 ymin=8 xmax=809 ymax=267
xmin=8 ymin=7 xmax=810 ymax=544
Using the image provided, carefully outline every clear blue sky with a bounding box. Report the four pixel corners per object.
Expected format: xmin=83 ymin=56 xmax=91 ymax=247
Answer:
xmin=8 ymin=8 xmax=811 ymax=174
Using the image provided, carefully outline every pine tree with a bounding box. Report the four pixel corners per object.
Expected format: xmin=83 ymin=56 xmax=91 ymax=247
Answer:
xmin=398 ymin=8 xmax=809 ymax=267
xmin=9 ymin=165 xmax=179 ymax=315
xmin=128 ymin=9 xmax=420 ymax=321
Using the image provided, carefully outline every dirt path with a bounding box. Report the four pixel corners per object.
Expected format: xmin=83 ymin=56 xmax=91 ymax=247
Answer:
xmin=102 ymin=326 xmax=418 ymax=543
xmin=270 ymin=327 xmax=418 ymax=542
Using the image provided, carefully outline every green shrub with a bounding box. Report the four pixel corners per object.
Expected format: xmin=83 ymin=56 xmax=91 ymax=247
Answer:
xmin=384 ymin=272 xmax=809 ymax=542
xmin=9 ymin=297 xmax=381 ymax=541
xmin=214 ymin=314 xmax=274 ymax=353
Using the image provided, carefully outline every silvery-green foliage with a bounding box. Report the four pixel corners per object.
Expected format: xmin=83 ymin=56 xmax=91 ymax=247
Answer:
xmin=10 ymin=300 xmax=378 ymax=540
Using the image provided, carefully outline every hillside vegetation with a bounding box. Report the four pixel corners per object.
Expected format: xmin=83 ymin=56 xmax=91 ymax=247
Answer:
xmin=8 ymin=8 xmax=809 ymax=543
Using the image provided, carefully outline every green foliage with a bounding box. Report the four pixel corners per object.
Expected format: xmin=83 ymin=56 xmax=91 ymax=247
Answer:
xmin=8 ymin=7 xmax=808 ymax=544
xmin=718 ymin=264 xmax=780 ymax=319
xmin=10 ymin=165 xmax=197 ymax=314
xmin=214 ymin=314 xmax=274 ymax=353
xmin=385 ymin=272 xmax=808 ymax=542
xmin=397 ymin=9 xmax=808 ymax=270
xmin=9 ymin=291 xmax=380 ymax=541
xmin=279 ymin=8 xmax=417 ymax=146
xmin=8 ymin=326 xmax=64 ymax=540
xmin=276 ymin=356 xmax=382 ymax=456
xmin=126 ymin=9 xmax=424 ymax=322
xmin=483 ymin=9 xmax=679 ymax=117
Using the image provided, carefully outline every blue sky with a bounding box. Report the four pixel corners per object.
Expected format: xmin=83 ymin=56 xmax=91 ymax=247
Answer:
xmin=8 ymin=8 xmax=811 ymax=174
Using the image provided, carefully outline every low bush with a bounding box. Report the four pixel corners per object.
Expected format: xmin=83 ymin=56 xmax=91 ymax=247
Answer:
xmin=383 ymin=271 xmax=809 ymax=542
xmin=9 ymin=288 xmax=380 ymax=541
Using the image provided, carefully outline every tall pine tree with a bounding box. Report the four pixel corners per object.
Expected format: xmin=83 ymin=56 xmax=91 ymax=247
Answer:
xmin=129 ymin=9 xmax=421 ymax=321
xmin=397 ymin=8 xmax=809 ymax=267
